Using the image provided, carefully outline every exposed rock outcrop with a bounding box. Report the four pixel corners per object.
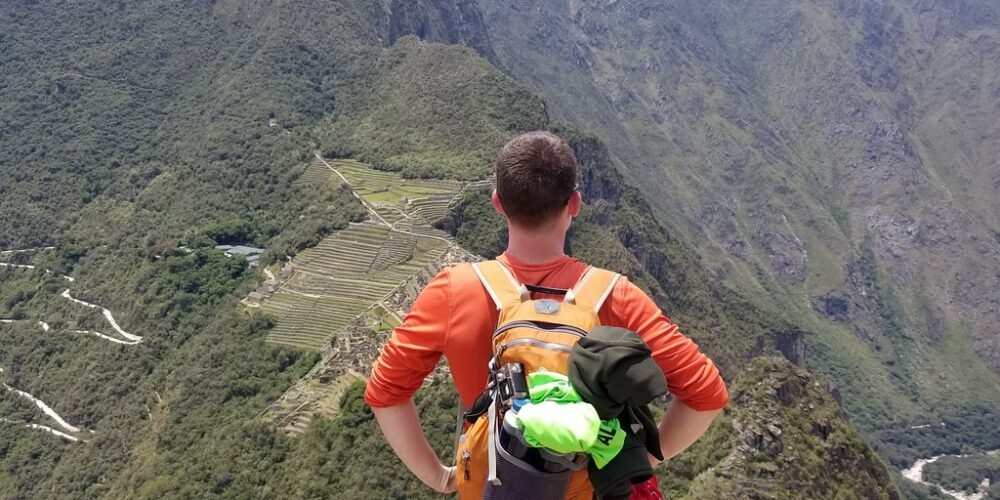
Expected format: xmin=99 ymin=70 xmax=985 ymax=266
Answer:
xmin=687 ymin=357 xmax=902 ymax=500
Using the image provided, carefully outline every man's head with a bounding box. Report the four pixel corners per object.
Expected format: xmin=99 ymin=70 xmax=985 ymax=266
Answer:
xmin=493 ymin=131 xmax=581 ymax=230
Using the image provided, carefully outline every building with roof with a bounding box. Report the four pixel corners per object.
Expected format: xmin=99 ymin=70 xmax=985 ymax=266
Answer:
xmin=215 ymin=245 xmax=265 ymax=267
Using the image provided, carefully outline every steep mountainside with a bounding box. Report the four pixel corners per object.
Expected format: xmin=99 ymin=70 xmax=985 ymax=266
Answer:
xmin=0 ymin=1 xmax=547 ymax=498
xmin=0 ymin=0 xmax=974 ymax=498
xmin=473 ymin=0 xmax=1000 ymax=444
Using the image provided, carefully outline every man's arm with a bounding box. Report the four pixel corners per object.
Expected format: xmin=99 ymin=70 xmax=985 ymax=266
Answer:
xmin=371 ymin=400 xmax=456 ymax=493
xmin=651 ymin=400 xmax=723 ymax=466
xmin=365 ymin=269 xmax=453 ymax=490
xmin=608 ymin=279 xmax=729 ymax=413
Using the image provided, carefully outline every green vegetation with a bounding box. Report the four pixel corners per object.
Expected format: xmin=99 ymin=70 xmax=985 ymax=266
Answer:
xmin=269 ymin=380 xmax=458 ymax=499
xmin=320 ymin=37 xmax=548 ymax=180
xmin=870 ymin=406 xmax=1000 ymax=468
xmin=0 ymin=0 xmax=548 ymax=497
xmin=896 ymin=478 xmax=953 ymax=500
xmin=0 ymin=246 xmax=314 ymax=499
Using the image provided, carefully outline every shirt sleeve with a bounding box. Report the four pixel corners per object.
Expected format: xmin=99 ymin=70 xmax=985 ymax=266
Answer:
xmin=364 ymin=268 xmax=451 ymax=408
xmin=607 ymin=277 xmax=729 ymax=411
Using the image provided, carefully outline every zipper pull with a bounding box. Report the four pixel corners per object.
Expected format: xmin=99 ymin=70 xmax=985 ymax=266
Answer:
xmin=462 ymin=450 xmax=471 ymax=480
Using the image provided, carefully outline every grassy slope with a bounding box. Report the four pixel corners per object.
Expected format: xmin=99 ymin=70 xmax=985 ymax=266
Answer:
xmin=320 ymin=37 xmax=548 ymax=180
xmin=922 ymin=454 xmax=1000 ymax=496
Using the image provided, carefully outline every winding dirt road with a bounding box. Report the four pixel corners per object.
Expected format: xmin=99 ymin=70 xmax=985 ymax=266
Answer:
xmin=60 ymin=290 xmax=142 ymax=343
xmin=0 ymin=249 xmax=142 ymax=345
xmin=0 ymin=367 xmax=90 ymax=441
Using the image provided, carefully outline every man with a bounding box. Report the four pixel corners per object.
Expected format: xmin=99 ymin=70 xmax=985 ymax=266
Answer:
xmin=364 ymin=131 xmax=728 ymax=497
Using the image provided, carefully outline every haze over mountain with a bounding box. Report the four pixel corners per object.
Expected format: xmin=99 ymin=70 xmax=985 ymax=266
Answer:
xmin=0 ymin=0 xmax=997 ymax=499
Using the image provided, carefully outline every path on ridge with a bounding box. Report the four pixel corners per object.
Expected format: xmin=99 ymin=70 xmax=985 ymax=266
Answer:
xmin=61 ymin=290 xmax=142 ymax=343
xmin=0 ymin=248 xmax=143 ymax=441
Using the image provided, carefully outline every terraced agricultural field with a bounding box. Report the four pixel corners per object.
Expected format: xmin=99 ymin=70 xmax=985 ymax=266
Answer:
xmin=262 ymin=222 xmax=449 ymax=349
xmin=259 ymin=158 xmax=470 ymax=350
xmin=295 ymin=160 xmax=339 ymax=187
xmin=330 ymin=159 xmax=463 ymax=225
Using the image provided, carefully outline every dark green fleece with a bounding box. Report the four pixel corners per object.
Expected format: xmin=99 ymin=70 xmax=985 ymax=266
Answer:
xmin=568 ymin=326 xmax=668 ymax=420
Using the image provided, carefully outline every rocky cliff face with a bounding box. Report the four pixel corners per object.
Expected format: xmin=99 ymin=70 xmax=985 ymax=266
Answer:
xmin=377 ymin=0 xmax=497 ymax=64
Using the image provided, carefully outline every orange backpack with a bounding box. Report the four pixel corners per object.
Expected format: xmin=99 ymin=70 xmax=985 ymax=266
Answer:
xmin=455 ymin=260 xmax=621 ymax=499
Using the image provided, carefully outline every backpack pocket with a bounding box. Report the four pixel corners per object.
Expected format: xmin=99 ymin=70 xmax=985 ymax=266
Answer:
xmin=455 ymin=416 xmax=490 ymax=499
xmin=482 ymin=416 xmax=573 ymax=500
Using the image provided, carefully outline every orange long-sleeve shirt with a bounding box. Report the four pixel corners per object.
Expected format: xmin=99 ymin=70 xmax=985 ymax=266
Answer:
xmin=364 ymin=253 xmax=728 ymax=411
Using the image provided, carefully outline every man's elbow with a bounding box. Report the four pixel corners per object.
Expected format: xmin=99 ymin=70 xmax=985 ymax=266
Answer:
xmin=364 ymin=370 xmax=417 ymax=409
xmin=682 ymin=384 xmax=729 ymax=413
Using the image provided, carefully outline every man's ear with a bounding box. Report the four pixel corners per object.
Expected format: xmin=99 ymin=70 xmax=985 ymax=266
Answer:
xmin=567 ymin=190 xmax=582 ymax=217
xmin=491 ymin=189 xmax=506 ymax=215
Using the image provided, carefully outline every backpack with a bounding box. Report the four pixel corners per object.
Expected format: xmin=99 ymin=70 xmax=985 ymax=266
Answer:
xmin=455 ymin=260 xmax=621 ymax=499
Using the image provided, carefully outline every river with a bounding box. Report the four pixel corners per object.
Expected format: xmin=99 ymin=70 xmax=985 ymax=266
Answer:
xmin=903 ymin=451 xmax=999 ymax=500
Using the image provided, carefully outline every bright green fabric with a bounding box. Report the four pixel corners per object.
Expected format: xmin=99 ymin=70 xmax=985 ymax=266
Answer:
xmin=514 ymin=400 xmax=600 ymax=453
xmin=589 ymin=418 xmax=625 ymax=469
xmin=515 ymin=370 xmax=627 ymax=468
xmin=527 ymin=370 xmax=581 ymax=403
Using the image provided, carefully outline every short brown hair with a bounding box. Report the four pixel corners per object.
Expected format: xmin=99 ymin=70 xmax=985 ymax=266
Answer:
xmin=494 ymin=131 xmax=578 ymax=228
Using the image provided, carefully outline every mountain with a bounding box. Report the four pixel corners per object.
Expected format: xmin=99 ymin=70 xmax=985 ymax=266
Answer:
xmin=0 ymin=0 xmax=993 ymax=498
xmin=470 ymin=0 xmax=1000 ymax=455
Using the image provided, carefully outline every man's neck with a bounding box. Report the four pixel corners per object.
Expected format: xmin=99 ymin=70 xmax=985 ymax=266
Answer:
xmin=504 ymin=224 xmax=567 ymax=265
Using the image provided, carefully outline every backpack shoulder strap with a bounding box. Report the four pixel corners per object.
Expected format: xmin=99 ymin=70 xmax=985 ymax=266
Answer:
xmin=565 ymin=266 xmax=622 ymax=314
xmin=471 ymin=260 xmax=529 ymax=310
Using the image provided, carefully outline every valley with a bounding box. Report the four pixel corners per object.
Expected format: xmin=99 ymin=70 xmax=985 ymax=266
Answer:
xmin=1 ymin=0 xmax=997 ymax=497
xmin=903 ymin=451 xmax=1000 ymax=500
